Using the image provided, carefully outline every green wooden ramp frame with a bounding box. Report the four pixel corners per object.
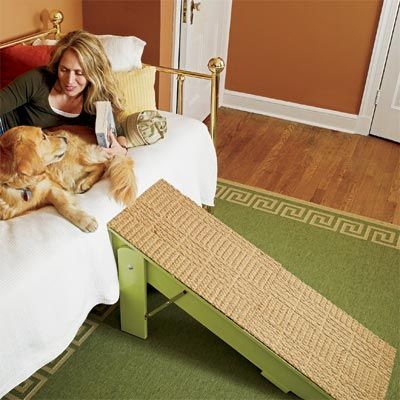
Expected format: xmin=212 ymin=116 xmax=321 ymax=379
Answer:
xmin=109 ymin=231 xmax=333 ymax=400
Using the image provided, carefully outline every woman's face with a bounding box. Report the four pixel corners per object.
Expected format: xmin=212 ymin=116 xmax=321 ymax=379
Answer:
xmin=57 ymin=49 xmax=88 ymax=97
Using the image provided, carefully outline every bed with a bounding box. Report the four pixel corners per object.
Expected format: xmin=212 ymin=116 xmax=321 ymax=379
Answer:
xmin=0 ymin=10 xmax=224 ymax=396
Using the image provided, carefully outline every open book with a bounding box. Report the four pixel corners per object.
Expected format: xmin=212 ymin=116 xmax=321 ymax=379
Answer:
xmin=95 ymin=101 xmax=116 ymax=147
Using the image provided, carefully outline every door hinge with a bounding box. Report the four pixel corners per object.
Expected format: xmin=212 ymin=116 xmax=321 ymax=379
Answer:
xmin=182 ymin=0 xmax=187 ymax=23
xmin=375 ymin=89 xmax=381 ymax=105
xmin=182 ymin=0 xmax=201 ymax=25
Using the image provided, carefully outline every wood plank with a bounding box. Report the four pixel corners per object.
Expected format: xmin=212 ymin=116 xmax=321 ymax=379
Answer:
xmin=209 ymin=108 xmax=400 ymax=225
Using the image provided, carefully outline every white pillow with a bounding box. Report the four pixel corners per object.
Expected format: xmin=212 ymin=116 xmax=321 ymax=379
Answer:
xmin=96 ymin=34 xmax=146 ymax=71
xmin=32 ymin=39 xmax=58 ymax=46
xmin=33 ymin=34 xmax=146 ymax=72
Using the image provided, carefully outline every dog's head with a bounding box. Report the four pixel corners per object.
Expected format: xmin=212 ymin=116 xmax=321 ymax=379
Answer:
xmin=0 ymin=126 xmax=68 ymax=178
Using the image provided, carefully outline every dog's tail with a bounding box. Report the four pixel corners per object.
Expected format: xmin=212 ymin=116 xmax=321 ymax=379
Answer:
xmin=106 ymin=155 xmax=137 ymax=206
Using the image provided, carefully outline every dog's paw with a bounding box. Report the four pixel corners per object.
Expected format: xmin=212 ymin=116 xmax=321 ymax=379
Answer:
xmin=77 ymin=214 xmax=98 ymax=232
xmin=75 ymin=181 xmax=91 ymax=194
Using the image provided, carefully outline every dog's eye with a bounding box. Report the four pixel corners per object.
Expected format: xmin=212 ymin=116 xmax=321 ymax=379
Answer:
xmin=42 ymin=133 xmax=47 ymax=141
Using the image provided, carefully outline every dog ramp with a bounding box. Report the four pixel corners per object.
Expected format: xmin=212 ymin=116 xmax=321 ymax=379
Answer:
xmin=108 ymin=180 xmax=396 ymax=400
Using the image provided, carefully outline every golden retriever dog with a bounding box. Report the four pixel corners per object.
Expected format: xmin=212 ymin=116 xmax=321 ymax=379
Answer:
xmin=0 ymin=125 xmax=136 ymax=232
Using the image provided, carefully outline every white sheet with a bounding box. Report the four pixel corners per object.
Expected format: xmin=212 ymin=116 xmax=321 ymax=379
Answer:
xmin=0 ymin=112 xmax=217 ymax=396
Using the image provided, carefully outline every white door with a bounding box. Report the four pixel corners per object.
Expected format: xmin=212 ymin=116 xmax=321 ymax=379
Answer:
xmin=370 ymin=8 xmax=400 ymax=142
xmin=178 ymin=0 xmax=231 ymax=121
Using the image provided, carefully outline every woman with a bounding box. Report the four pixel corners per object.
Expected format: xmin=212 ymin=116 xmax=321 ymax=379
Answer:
xmin=0 ymin=30 xmax=127 ymax=156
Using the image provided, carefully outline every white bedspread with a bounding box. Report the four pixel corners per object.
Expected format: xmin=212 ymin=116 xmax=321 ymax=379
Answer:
xmin=0 ymin=112 xmax=217 ymax=396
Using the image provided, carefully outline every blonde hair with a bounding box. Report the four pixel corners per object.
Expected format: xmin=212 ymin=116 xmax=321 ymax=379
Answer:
xmin=48 ymin=30 xmax=125 ymax=123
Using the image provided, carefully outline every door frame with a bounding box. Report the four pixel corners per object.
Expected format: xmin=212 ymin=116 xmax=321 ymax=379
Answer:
xmin=170 ymin=0 xmax=182 ymax=113
xmin=171 ymin=0 xmax=232 ymax=116
xmin=355 ymin=0 xmax=400 ymax=135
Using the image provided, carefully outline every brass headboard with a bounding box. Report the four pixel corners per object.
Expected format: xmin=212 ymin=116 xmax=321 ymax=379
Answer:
xmin=0 ymin=10 xmax=225 ymax=145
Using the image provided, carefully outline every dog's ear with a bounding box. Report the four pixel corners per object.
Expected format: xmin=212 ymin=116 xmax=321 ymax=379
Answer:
xmin=15 ymin=143 xmax=45 ymax=176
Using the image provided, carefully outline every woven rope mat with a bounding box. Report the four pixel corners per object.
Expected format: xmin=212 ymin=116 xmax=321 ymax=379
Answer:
xmin=108 ymin=180 xmax=396 ymax=400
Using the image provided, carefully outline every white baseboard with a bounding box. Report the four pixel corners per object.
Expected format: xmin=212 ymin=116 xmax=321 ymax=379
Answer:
xmin=222 ymin=90 xmax=367 ymax=135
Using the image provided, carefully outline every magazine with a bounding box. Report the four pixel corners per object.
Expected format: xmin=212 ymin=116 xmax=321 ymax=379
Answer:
xmin=94 ymin=101 xmax=116 ymax=147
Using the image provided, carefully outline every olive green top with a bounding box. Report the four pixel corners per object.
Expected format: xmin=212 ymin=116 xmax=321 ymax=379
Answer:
xmin=0 ymin=67 xmax=95 ymax=131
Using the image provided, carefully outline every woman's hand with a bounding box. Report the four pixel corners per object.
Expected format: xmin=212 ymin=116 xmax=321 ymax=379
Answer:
xmin=103 ymin=134 xmax=128 ymax=156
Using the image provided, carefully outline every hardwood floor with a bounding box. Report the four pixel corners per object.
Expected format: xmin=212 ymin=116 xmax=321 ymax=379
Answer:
xmin=207 ymin=107 xmax=400 ymax=225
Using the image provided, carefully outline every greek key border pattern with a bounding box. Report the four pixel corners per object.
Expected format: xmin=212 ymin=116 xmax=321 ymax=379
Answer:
xmin=4 ymin=304 xmax=116 ymax=400
xmin=216 ymin=182 xmax=400 ymax=250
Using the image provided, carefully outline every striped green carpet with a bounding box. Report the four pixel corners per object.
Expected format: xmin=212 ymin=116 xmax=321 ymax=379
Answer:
xmin=5 ymin=180 xmax=399 ymax=400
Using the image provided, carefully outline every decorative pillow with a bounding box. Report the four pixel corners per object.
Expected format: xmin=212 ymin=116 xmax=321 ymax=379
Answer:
xmin=0 ymin=45 xmax=53 ymax=88
xmin=122 ymin=110 xmax=167 ymax=148
xmin=113 ymin=66 xmax=157 ymax=115
xmin=96 ymin=34 xmax=146 ymax=71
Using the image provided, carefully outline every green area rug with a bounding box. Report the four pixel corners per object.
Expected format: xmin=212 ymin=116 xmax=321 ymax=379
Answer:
xmin=5 ymin=179 xmax=399 ymax=400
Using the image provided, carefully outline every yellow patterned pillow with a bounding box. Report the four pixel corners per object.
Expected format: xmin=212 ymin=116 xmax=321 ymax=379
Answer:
xmin=113 ymin=66 xmax=156 ymax=115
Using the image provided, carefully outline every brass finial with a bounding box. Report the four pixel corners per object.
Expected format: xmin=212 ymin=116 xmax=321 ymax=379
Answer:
xmin=50 ymin=10 xmax=64 ymax=26
xmin=207 ymin=57 xmax=225 ymax=74
xmin=49 ymin=10 xmax=64 ymax=38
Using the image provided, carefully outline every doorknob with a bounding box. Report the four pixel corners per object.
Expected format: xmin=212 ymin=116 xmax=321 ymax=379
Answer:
xmin=190 ymin=1 xmax=201 ymax=24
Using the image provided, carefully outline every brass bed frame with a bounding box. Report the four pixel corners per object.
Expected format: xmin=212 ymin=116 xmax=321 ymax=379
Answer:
xmin=0 ymin=10 xmax=225 ymax=145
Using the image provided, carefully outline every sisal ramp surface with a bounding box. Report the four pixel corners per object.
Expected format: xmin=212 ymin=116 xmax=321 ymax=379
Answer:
xmin=108 ymin=180 xmax=396 ymax=400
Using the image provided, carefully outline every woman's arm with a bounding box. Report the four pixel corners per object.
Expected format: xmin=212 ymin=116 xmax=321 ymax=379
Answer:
xmin=0 ymin=68 xmax=44 ymax=115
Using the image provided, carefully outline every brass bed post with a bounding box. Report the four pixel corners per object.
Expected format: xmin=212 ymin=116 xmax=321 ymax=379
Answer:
xmin=176 ymin=74 xmax=185 ymax=115
xmin=144 ymin=60 xmax=225 ymax=143
xmin=208 ymin=57 xmax=225 ymax=145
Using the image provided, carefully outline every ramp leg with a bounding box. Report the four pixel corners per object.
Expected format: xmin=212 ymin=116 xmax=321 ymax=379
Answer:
xmin=117 ymin=247 xmax=148 ymax=339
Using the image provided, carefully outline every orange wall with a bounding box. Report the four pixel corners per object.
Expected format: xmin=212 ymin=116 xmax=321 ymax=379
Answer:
xmin=82 ymin=0 xmax=160 ymax=65
xmin=0 ymin=0 xmax=82 ymax=42
xmin=226 ymin=0 xmax=382 ymax=114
